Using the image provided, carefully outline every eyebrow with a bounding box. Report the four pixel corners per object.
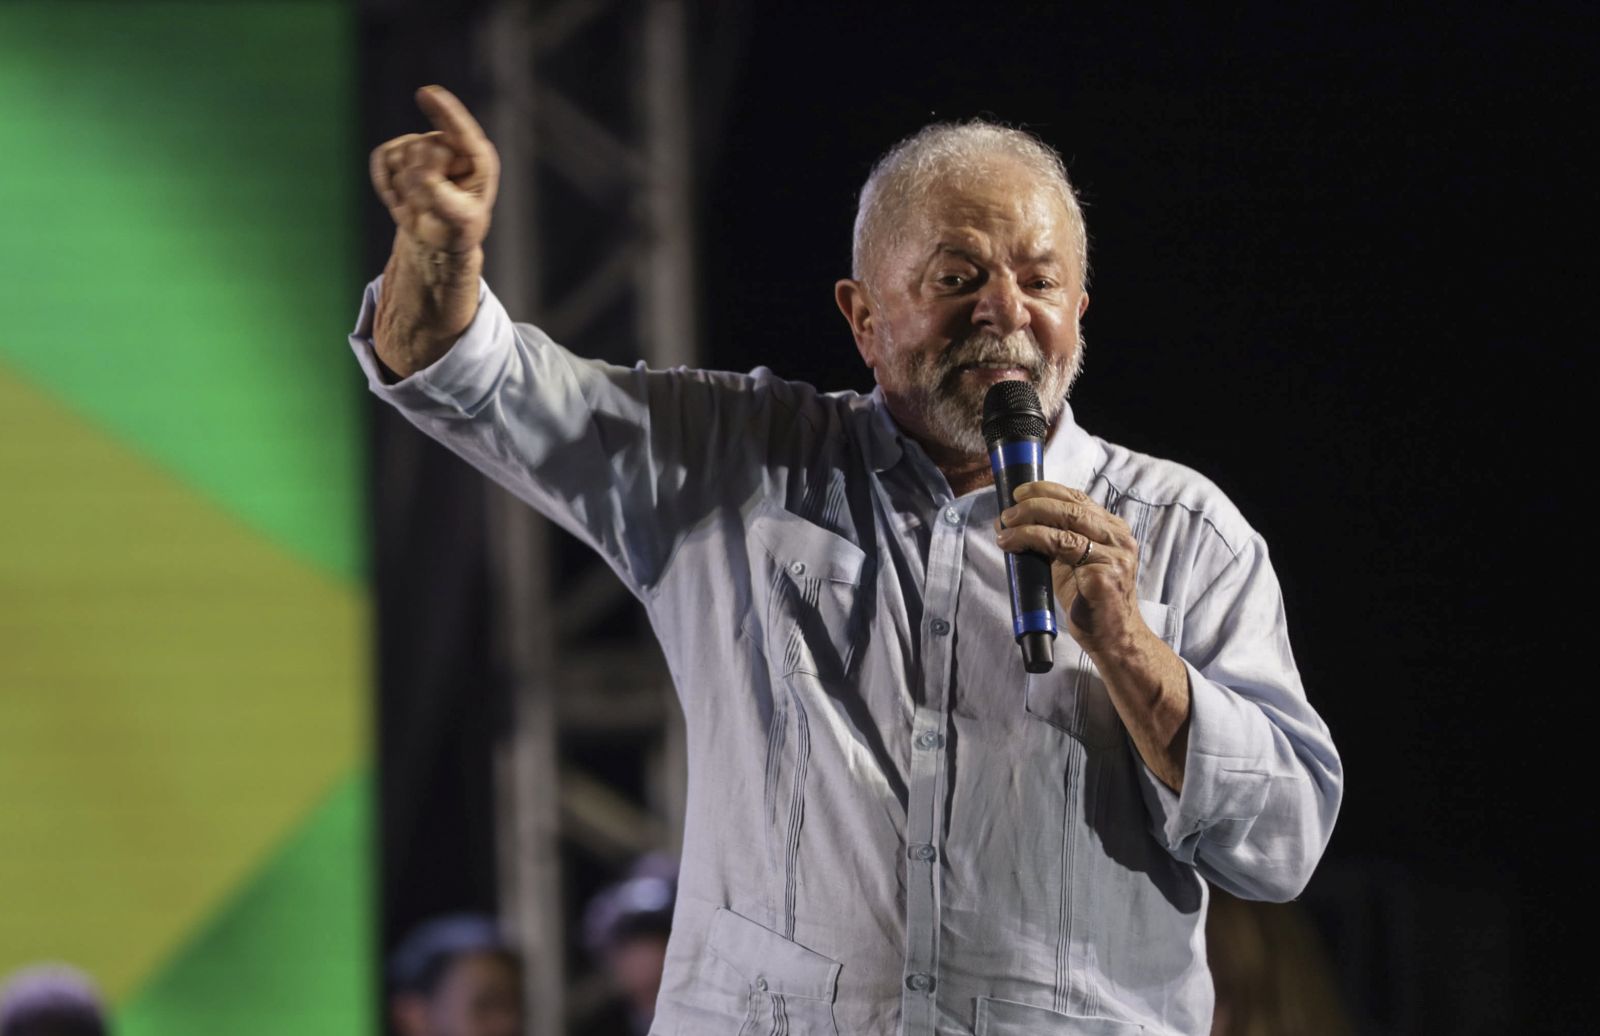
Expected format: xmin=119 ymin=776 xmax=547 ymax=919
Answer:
xmin=1014 ymin=248 xmax=1065 ymax=267
xmin=931 ymin=243 xmax=983 ymax=262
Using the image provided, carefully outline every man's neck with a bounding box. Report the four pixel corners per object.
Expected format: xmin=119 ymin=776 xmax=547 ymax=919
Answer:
xmin=910 ymin=420 xmax=1069 ymax=498
xmin=924 ymin=442 xmax=996 ymax=498
xmin=880 ymin=393 xmax=1067 ymax=498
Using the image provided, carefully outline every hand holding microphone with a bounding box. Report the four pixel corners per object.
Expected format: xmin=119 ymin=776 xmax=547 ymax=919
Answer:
xmin=984 ymin=380 xmax=1058 ymax=672
xmin=986 ymin=381 xmax=1151 ymax=665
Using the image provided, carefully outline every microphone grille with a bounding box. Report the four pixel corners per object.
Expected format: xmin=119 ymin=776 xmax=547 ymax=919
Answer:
xmin=982 ymin=380 xmax=1047 ymax=445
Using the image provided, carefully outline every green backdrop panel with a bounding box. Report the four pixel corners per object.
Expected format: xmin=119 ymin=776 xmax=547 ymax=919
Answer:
xmin=0 ymin=0 xmax=364 ymax=582
xmin=0 ymin=351 xmax=367 ymax=1004
xmin=0 ymin=0 xmax=372 ymax=1029
xmin=116 ymin=771 xmax=375 ymax=1036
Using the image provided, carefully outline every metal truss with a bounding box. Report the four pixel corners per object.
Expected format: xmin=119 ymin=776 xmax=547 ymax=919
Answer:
xmin=478 ymin=1 xmax=702 ymax=1031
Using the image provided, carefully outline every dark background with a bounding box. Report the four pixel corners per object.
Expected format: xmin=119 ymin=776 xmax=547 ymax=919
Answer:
xmin=363 ymin=2 xmax=1587 ymax=1030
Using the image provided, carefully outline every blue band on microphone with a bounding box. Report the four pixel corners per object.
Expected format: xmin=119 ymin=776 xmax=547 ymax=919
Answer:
xmin=1012 ymin=609 xmax=1057 ymax=638
xmin=988 ymin=440 xmax=1042 ymax=475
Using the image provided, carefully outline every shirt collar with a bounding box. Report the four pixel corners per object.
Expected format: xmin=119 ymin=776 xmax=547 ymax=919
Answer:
xmin=862 ymin=385 xmax=906 ymax=473
xmin=1043 ymin=401 xmax=1105 ymax=494
xmin=862 ymin=386 xmax=1103 ymax=492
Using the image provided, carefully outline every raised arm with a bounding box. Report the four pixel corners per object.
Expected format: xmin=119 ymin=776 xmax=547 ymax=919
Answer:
xmin=350 ymin=88 xmax=828 ymax=596
xmin=368 ymin=85 xmax=500 ymax=378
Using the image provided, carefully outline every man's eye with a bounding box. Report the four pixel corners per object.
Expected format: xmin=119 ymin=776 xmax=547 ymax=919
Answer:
xmin=936 ymin=274 xmax=968 ymax=288
xmin=1029 ymin=279 xmax=1057 ymax=291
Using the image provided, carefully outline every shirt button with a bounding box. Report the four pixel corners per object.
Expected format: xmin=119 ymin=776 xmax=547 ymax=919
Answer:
xmin=908 ymin=843 xmax=937 ymax=861
xmin=943 ymin=507 xmax=961 ymax=525
xmin=929 ymin=618 xmax=950 ymax=636
xmin=906 ymin=972 xmax=936 ymax=992
xmin=789 ymin=561 xmax=806 ymax=576
xmin=914 ymin=731 xmax=943 ymax=750
xmin=755 ymin=976 xmax=768 ymax=992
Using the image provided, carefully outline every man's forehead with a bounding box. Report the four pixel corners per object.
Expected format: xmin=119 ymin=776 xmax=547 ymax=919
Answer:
xmin=905 ymin=169 xmax=1074 ymax=239
xmin=909 ymin=208 xmax=1076 ymax=269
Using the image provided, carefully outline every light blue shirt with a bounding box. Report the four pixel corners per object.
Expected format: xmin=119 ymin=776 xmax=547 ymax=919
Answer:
xmin=349 ymin=277 xmax=1342 ymax=1036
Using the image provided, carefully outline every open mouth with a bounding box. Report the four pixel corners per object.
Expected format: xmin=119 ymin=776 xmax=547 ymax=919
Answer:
xmin=955 ymin=363 xmax=1032 ymax=383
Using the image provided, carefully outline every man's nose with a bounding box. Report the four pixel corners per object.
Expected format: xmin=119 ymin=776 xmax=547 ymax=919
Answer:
xmin=971 ymin=275 xmax=1029 ymax=337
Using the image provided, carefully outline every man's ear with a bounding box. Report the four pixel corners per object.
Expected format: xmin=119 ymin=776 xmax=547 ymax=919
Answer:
xmin=834 ymin=278 xmax=878 ymax=369
xmin=1077 ymin=290 xmax=1090 ymax=319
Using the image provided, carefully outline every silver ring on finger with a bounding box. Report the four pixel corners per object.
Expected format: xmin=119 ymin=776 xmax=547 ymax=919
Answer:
xmin=1073 ymin=541 xmax=1093 ymax=567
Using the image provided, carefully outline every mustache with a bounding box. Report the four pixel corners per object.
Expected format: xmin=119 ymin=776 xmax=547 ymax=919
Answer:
xmin=936 ymin=332 xmax=1043 ymax=379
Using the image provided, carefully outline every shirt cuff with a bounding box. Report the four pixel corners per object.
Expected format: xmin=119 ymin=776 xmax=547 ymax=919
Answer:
xmin=1134 ymin=659 xmax=1274 ymax=861
xmin=346 ymin=274 xmax=509 ymax=416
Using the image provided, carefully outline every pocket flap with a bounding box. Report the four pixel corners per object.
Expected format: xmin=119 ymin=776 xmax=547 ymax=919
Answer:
xmin=976 ymin=997 xmax=1145 ymax=1035
xmin=705 ymin=908 xmax=842 ymax=1001
xmin=749 ymin=497 xmax=865 ymax=585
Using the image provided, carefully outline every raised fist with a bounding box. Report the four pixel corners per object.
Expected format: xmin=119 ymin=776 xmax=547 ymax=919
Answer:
xmin=369 ymin=85 xmax=499 ymax=254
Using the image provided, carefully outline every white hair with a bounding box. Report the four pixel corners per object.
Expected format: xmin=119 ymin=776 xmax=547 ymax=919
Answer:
xmin=851 ymin=119 xmax=1088 ymax=288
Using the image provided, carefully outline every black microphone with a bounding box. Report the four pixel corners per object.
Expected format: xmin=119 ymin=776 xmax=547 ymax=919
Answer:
xmin=983 ymin=380 xmax=1056 ymax=674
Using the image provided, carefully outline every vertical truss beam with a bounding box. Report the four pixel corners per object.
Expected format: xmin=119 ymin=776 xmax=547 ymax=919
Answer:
xmin=479 ymin=2 xmax=697 ymax=1032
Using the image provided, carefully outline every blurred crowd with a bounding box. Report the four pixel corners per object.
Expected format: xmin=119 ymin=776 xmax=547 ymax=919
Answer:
xmin=4 ymin=867 xmax=1354 ymax=1036
xmin=380 ymin=852 xmax=677 ymax=1036
xmin=0 ymin=964 xmax=106 ymax=1036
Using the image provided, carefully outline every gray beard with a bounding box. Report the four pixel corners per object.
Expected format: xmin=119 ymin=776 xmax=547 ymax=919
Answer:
xmin=885 ymin=328 xmax=1084 ymax=457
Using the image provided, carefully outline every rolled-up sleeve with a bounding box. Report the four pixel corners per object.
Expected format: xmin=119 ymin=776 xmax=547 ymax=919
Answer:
xmin=1133 ymin=531 xmax=1343 ymax=902
xmin=350 ymin=276 xmax=505 ymax=413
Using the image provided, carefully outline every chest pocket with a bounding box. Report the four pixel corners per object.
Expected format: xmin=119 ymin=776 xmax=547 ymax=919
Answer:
xmin=704 ymin=907 xmax=843 ymax=1036
xmin=1023 ymin=599 xmax=1178 ymax=749
xmin=748 ymin=497 xmax=866 ymax=680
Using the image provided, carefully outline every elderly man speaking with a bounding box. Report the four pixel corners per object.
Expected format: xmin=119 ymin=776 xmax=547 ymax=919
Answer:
xmin=353 ymin=86 xmax=1342 ymax=1036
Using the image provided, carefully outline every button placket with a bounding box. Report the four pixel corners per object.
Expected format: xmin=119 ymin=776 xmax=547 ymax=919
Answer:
xmin=899 ymin=499 xmax=965 ymax=1032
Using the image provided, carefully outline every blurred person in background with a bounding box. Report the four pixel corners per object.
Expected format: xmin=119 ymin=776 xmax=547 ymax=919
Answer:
xmin=0 ymin=964 xmax=107 ymax=1036
xmin=1205 ymin=888 xmax=1353 ymax=1036
xmin=387 ymin=913 xmax=522 ymax=1036
xmin=576 ymin=853 xmax=678 ymax=1036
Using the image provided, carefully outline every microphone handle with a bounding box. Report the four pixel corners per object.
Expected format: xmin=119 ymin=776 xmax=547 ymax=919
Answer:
xmin=989 ymin=438 xmax=1057 ymax=673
